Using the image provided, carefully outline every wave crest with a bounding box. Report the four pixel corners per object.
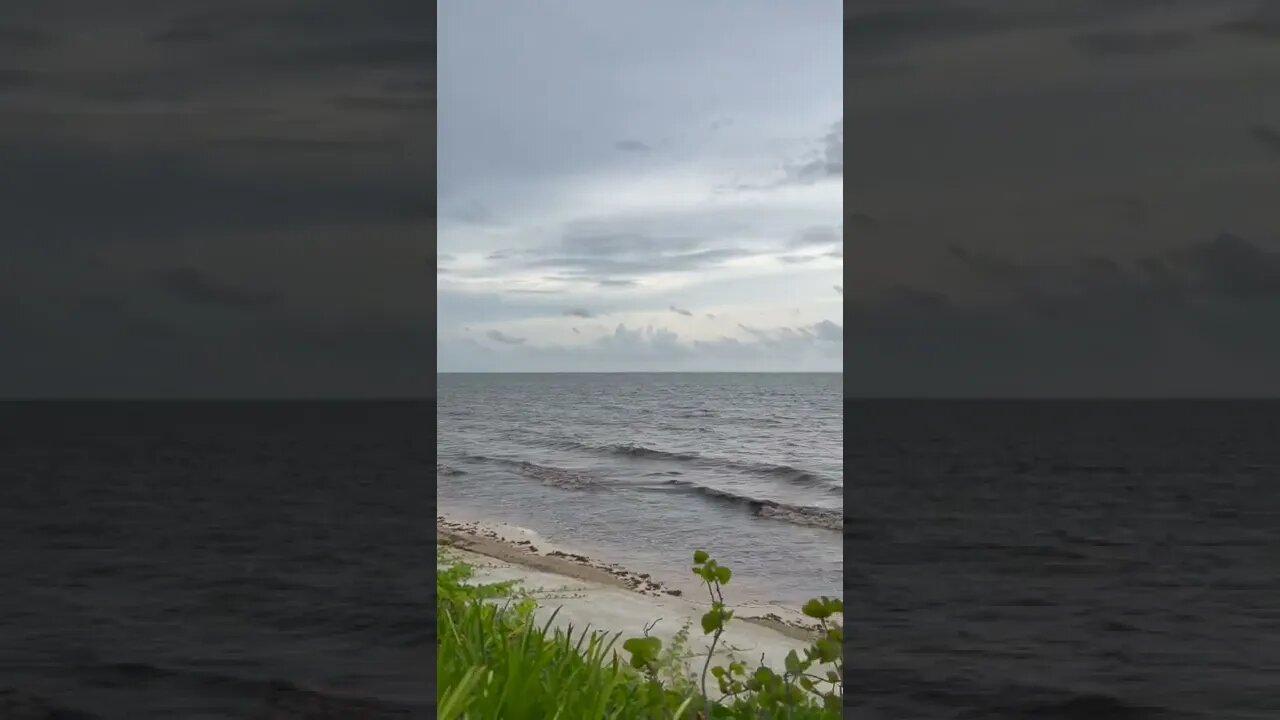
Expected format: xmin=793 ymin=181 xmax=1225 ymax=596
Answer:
xmin=559 ymin=441 xmax=842 ymax=491
xmin=659 ymin=480 xmax=841 ymax=530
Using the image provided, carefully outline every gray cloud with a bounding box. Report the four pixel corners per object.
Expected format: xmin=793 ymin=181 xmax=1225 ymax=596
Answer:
xmin=0 ymin=25 xmax=60 ymax=49
xmin=2 ymin=140 xmax=427 ymax=244
xmin=1249 ymin=124 xmax=1280 ymax=157
xmin=834 ymin=0 xmax=1279 ymax=395
xmin=1098 ymin=193 xmax=1148 ymax=227
xmin=669 ymin=305 xmax=693 ymax=316
xmin=811 ymin=319 xmax=843 ymax=343
xmin=559 ymin=231 xmax=701 ymax=258
xmin=0 ymin=0 xmax=432 ymax=397
xmin=2 ymin=3 xmax=433 ymax=108
xmin=333 ymin=94 xmax=432 ymax=113
xmin=848 ymin=213 xmax=881 ymax=234
xmin=527 ymin=249 xmax=754 ymax=278
xmin=951 ymin=234 xmax=1280 ymax=303
xmin=492 ymin=231 xmax=760 ymax=281
xmin=789 ymin=226 xmax=841 ymax=249
xmin=1217 ymin=6 xmax=1280 ymax=40
xmin=206 ymin=136 xmax=404 ymax=154
xmin=847 ymin=236 xmax=1280 ymax=396
xmin=156 ymin=268 xmax=278 ymax=311
xmin=0 ymin=69 xmax=39 ymax=90
xmin=846 ymin=0 xmax=1217 ymax=67
xmin=845 ymin=6 xmax=1008 ymax=58
xmin=787 ymin=119 xmax=843 ymax=184
xmin=446 ymin=319 xmax=842 ymax=372
xmin=564 ymin=307 xmax=595 ymax=318
xmin=438 ymin=1 xmax=839 ymax=373
xmin=485 ymin=329 xmax=526 ymax=345
xmin=1070 ymin=31 xmax=1195 ymax=56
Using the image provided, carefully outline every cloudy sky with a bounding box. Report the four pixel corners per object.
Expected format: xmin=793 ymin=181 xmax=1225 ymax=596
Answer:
xmin=1 ymin=1 xmax=431 ymax=397
xmin=6 ymin=1 xmax=1280 ymax=395
xmin=845 ymin=0 xmax=1280 ymax=396
xmin=437 ymin=1 xmax=844 ymax=372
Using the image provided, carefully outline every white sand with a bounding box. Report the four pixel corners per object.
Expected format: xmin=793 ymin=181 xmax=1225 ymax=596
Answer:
xmin=440 ymin=532 xmax=840 ymax=683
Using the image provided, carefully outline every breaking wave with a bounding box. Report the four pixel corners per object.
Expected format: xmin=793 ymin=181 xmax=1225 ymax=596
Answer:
xmin=460 ymin=455 xmax=598 ymax=490
xmin=554 ymin=441 xmax=842 ymax=492
xmin=645 ymin=480 xmax=841 ymax=531
xmin=456 ymin=453 xmax=839 ymax=530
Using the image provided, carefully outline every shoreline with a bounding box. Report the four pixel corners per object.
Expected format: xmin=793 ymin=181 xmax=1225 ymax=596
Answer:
xmin=437 ymin=513 xmax=832 ymax=641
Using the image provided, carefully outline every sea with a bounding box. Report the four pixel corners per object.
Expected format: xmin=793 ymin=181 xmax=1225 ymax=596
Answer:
xmin=6 ymin=394 xmax=1274 ymax=719
xmin=0 ymin=401 xmax=434 ymax=718
xmin=848 ymin=400 xmax=1280 ymax=720
xmin=436 ymin=372 xmax=844 ymax=606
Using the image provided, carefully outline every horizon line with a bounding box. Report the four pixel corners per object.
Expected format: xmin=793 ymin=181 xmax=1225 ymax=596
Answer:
xmin=436 ymin=370 xmax=841 ymax=375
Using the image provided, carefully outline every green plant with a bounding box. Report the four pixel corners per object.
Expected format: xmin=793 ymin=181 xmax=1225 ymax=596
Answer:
xmin=621 ymin=550 xmax=843 ymax=719
xmin=437 ymin=551 xmax=699 ymax=718
xmin=438 ymin=547 xmax=842 ymax=718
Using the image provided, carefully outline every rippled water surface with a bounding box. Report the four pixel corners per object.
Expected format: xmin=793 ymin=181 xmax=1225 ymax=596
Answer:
xmin=848 ymin=400 xmax=1280 ymax=720
xmin=0 ymin=401 xmax=433 ymax=718
xmin=437 ymin=372 xmax=843 ymax=605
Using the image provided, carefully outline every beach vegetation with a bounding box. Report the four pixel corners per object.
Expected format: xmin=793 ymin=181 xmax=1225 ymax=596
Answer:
xmin=437 ymin=548 xmax=842 ymax=718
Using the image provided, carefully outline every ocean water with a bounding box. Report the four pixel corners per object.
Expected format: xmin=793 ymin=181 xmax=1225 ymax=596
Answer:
xmin=848 ymin=401 xmax=1280 ymax=720
xmin=0 ymin=401 xmax=434 ymax=719
xmin=436 ymin=372 xmax=843 ymax=606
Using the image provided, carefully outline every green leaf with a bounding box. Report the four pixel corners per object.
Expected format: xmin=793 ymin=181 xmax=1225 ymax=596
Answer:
xmin=801 ymin=598 xmax=832 ymax=620
xmin=700 ymin=609 xmax=721 ymax=634
xmin=622 ymin=635 xmax=661 ymax=660
xmin=714 ymin=565 xmax=731 ymax=585
xmin=784 ymin=649 xmax=803 ymax=675
xmin=816 ymin=637 xmax=840 ymax=663
xmin=693 ymin=549 xmax=709 ymax=563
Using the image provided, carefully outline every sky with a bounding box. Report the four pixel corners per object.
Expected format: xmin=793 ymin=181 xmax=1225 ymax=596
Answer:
xmin=0 ymin=0 xmax=432 ymax=397
xmin=6 ymin=1 xmax=1280 ymax=395
xmin=844 ymin=0 xmax=1280 ymax=396
xmin=436 ymin=0 xmax=844 ymax=373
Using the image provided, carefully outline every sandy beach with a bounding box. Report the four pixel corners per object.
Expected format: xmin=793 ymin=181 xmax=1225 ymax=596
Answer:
xmin=437 ymin=513 xmax=840 ymax=677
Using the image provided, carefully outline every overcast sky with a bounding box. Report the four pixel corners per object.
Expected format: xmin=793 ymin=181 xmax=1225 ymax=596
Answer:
xmin=6 ymin=1 xmax=1280 ymax=395
xmin=1 ymin=0 xmax=431 ymax=397
xmin=437 ymin=0 xmax=844 ymax=373
xmin=845 ymin=0 xmax=1280 ymax=396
